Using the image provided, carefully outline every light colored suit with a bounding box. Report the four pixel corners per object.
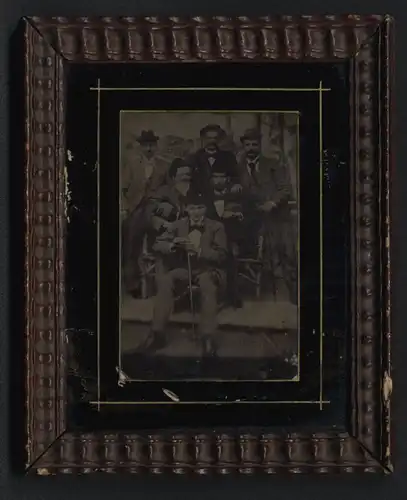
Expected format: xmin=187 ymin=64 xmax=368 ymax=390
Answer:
xmin=152 ymin=217 xmax=227 ymax=335
xmin=121 ymin=152 xmax=169 ymax=293
xmin=121 ymin=152 xmax=169 ymax=213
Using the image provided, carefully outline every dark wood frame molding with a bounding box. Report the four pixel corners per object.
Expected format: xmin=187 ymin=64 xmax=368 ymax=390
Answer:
xmin=22 ymin=15 xmax=393 ymax=474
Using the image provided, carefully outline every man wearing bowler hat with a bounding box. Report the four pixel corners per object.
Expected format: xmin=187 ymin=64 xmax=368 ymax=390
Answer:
xmin=237 ymin=128 xmax=297 ymax=303
xmin=121 ymin=129 xmax=169 ymax=296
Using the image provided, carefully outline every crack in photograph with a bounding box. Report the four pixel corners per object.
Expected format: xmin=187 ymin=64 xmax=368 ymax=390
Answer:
xmin=119 ymin=111 xmax=299 ymax=382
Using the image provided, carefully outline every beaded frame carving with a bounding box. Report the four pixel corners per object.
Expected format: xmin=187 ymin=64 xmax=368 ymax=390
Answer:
xmin=23 ymin=15 xmax=393 ymax=474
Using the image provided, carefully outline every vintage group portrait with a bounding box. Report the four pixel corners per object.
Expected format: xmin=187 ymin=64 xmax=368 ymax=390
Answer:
xmin=119 ymin=111 xmax=299 ymax=381
xmin=21 ymin=16 xmax=392 ymax=474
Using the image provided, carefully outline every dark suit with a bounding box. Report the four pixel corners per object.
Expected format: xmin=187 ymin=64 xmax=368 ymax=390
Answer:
xmin=205 ymin=187 xmax=244 ymax=306
xmin=237 ymin=155 xmax=292 ymax=202
xmin=238 ymin=155 xmax=297 ymax=302
xmin=152 ymin=217 xmax=227 ymax=335
xmin=188 ymin=149 xmax=238 ymax=196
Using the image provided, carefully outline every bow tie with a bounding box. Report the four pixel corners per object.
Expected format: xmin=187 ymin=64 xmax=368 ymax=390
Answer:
xmin=248 ymin=160 xmax=258 ymax=169
xmin=190 ymin=223 xmax=204 ymax=229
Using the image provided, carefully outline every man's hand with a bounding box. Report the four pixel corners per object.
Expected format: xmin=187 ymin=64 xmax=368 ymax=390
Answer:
xmin=230 ymin=183 xmax=243 ymax=194
xmin=259 ymin=200 xmax=277 ymax=212
xmin=185 ymin=242 xmax=199 ymax=254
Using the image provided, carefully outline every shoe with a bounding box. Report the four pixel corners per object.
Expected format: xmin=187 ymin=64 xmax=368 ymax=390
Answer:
xmin=138 ymin=331 xmax=167 ymax=354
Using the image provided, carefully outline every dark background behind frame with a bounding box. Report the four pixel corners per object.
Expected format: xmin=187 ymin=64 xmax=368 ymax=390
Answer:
xmin=1 ymin=0 xmax=404 ymax=499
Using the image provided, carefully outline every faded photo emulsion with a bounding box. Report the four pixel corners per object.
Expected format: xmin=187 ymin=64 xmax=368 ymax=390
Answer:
xmin=119 ymin=111 xmax=299 ymax=381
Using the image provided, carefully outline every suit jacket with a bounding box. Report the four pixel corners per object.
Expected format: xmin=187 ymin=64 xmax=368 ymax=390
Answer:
xmin=237 ymin=155 xmax=292 ymax=207
xmin=205 ymin=187 xmax=241 ymax=219
xmin=153 ymin=217 xmax=228 ymax=275
xmin=238 ymin=155 xmax=297 ymax=271
xmin=188 ymin=149 xmax=238 ymax=196
xmin=121 ymin=152 xmax=169 ymax=213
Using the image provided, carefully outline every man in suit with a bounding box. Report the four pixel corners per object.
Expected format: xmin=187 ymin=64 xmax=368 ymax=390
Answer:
xmin=238 ymin=128 xmax=297 ymax=303
xmin=145 ymin=157 xmax=193 ymax=235
xmin=141 ymin=192 xmax=228 ymax=356
xmin=121 ymin=130 xmax=169 ymax=296
xmin=188 ymin=124 xmax=241 ymax=197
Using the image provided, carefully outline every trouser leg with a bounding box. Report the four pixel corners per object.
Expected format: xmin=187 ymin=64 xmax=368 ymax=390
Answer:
xmin=122 ymin=207 xmax=147 ymax=293
xmin=197 ymin=271 xmax=218 ymax=337
xmin=152 ymin=268 xmax=188 ymax=332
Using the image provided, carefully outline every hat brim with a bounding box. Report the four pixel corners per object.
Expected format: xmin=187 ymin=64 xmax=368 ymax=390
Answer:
xmin=135 ymin=135 xmax=160 ymax=143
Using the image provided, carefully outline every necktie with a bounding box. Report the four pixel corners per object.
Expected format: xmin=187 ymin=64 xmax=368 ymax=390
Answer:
xmin=248 ymin=160 xmax=257 ymax=173
xmin=248 ymin=161 xmax=258 ymax=182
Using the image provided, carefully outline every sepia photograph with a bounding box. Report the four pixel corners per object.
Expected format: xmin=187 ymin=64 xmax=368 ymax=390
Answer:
xmin=119 ymin=111 xmax=299 ymax=381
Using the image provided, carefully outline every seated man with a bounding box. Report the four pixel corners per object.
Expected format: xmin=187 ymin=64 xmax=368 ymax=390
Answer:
xmin=141 ymin=192 xmax=227 ymax=357
xmin=208 ymin=164 xmax=262 ymax=260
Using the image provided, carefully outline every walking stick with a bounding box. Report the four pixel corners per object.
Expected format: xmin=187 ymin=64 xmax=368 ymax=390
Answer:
xmin=186 ymin=251 xmax=196 ymax=339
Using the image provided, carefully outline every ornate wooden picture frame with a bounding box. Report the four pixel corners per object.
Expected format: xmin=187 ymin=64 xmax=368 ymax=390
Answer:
xmin=20 ymin=15 xmax=393 ymax=474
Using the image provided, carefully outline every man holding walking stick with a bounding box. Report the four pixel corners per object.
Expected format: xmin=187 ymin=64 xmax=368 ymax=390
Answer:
xmin=140 ymin=192 xmax=228 ymax=357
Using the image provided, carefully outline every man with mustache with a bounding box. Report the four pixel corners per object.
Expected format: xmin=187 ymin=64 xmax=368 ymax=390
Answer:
xmin=121 ymin=130 xmax=169 ymax=297
xmin=188 ymin=124 xmax=241 ymax=198
xmin=237 ymin=128 xmax=297 ymax=303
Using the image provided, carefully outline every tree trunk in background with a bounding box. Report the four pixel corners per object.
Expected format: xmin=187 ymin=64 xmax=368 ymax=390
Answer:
xmin=260 ymin=113 xmax=280 ymax=159
xmin=283 ymin=114 xmax=298 ymax=201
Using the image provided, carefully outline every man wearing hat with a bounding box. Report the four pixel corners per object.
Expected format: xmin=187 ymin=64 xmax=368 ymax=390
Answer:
xmin=121 ymin=130 xmax=169 ymax=296
xmin=237 ymin=128 xmax=297 ymax=303
xmin=141 ymin=191 xmax=228 ymax=356
xmin=188 ymin=124 xmax=241 ymax=198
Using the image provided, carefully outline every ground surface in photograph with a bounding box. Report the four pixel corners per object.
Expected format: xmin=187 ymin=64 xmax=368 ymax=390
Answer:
xmin=120 ymin=293 xmax=298 ymax=380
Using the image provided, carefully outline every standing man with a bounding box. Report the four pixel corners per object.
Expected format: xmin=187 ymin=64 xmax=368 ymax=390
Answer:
xmin=188 ymin=124 xmax=241 ymax=197
xmin=142 ymin=192 xmax=228 ymax=356
xmin=238 ymin=128 xmax=297 ymax=303
xmin=121 ymin=130 xmax=169 ymax=297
